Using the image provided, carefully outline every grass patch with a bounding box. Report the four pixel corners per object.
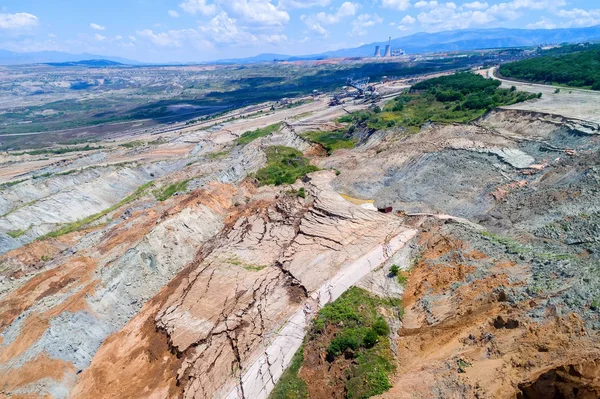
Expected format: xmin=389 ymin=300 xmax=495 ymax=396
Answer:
xmin=254 ymin=146 xmax=318 ymax=186
xmin=340 ymin=72 xmax=537 ymax=132
xmin=397 ymin=273 xmax=408 ymax=287
xmin=208 ymin=150 xmax=229 ymax=159
xmin=268 ymin=344 xmax=308 ymax=399
xmin=236 ymin=123 xmax=281 ymax=145
xmin=153 ymin=179 xmax=190 ymax=202
xmin=311 ymin=287 xmax=398 ymax=398
xmin=346 ymin=343 xmax=395 ymax=399
xmin=300 ymin=130 xmax=355 ymax=154
xmin=0 ymin=179 xmax=27 ymax=189
xmin=499 ymin=44 xmax=600 ymax=90
xmin=226 ymin=255 xmax=266 ymax=272
xmin=480 ymin=231 xmax=574 ymax=261
xmin=7 ymin=228 xmax=27 ymax=238
xmin=121 ymin=140 xmax=146 ymax=148
xmin=12 ymin=144 xmax=102 ymax=156
xmin=39 ymin=181 xmax=153 ymax=240
xmin=33 ymin=172 xmax=53 ymax=179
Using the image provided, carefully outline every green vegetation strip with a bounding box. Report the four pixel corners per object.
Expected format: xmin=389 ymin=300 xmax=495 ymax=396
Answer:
xmin=39 ymin=181 xmax=153 ymax=240
xmin=12 ymin=144 xmax=103 ymax=156
xmin=236 ymin=123 xmax=281 ymax=145
xmin=271 ymin=287 xmax=399 ymax=399
xmin=480 ymin=231 xmax=574 ymax=261
xmin=153 ymin=179 xmax=190 ymax=201
xmin=499 ymin=44 xmax=600 ymax=90
xmin=7 ymin=228 xmax=27 ymax=238
xmin=340 ymin=72 xmax=539 ymax=132
xmin=269 ymin=344 xmax=308 ymax=399
xmin=254 ymin=146 xmax=318 ymax=186
xmin=300 ymin=130 xmax=355 ymax=154
xmin=0 ymin=179 xmax=27 ymax=189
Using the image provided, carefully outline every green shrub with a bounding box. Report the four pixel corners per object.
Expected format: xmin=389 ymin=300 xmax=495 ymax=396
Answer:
xmin=389 ymin=264 xmax=399 ymax=277
xmin=372 ymin=318 xmax=390 ymax=336
xmin=340 ymin=72 xmax=534 ymax=132
xmin=40 ymin=181 xmax=153 ymax=239
xmin=397 ymin=273 xmax=408 ymax=286
xmin=268 ymin=344 xmax=309 ymax=399
xmin=7 ymin=228 xmax=27 ymax=238
xmin=300 ymin=130 xmax=355 ymax=154
xmin=254 ymin=146 xmax=318 ymax=186
xmin=328 ymin=328 xmax=364 ymax=357
xmin=154 ymin=179 xmax=190 ymax=201
xmin=237 ymin=123 xmax=281 ymax=145
xmin=363 ymin=329 xmax=378 ymax=349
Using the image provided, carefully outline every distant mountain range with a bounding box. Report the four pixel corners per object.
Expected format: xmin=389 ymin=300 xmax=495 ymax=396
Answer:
xmin=218 ymin=25 xmax=600 ymax=64
xmin=2 ymin=25 xmax=600 ymax=66
xmin=0 ymin=50 xmax=141 ymax=66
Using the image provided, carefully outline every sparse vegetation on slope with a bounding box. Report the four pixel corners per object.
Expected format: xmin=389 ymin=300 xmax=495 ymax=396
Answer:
xmin=268 ymin=344 xmax=309 ymax=399
xmin=254 ymin=146 xmax=318 ymax=186
xmin=271 ymin=287 xmax=399 ymax=399
xmin=300 ymin=130 xmax=355 ymax=154
xmin=154 ymin=179 xmax=190 ymax=201
xmin=340 ymin=72 xmax=538 ymax=132
xmin=40 ymin=181 xmax=153 ymax=239
xmin=7 ymin=228 xmax=27 ymax=238
xmin=236 ymin=123 xmax=281 ymax=145
xmin=12 ymin=144 xmax=103 ymax=156
xmin=499 ymin=46 xmax=600 ymax=90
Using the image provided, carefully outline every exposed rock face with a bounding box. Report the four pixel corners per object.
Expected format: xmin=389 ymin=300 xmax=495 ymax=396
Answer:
xmin=70 ymin=171 xmax=415 ymax=399
xmin=2 ymin=86 xmax=600 ymax=399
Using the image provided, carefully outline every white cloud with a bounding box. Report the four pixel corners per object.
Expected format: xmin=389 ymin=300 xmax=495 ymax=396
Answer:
xmin=463 ymin=1 xmax=488 ymax=10
xmin=351 ymin=13 xmax=383 ymax=36
xmin=90 ymin=23 xmax=106 ymax=31
xmin=414 ymin=1 xmax=438 ymax=9
xmin=397 ymin=14 xmax=416 ymax=30
xmin=94 ymin=33 xmax=107 ymax=41
xmin=301 ymin=2 xmax=357 ymax=35
xmin=225 ymin=0 xmax=290 ymax=26
xmin=381 ymin=0 xmax=410 ymax=11
xmin=300 ymin=14 xmax=328 ymax=35
xmin=179 ymin=0 xmax=216 ymax=16
xmin=129 ymin=35 xmax=137 ymax=42
xmin=137 ymin=28 xmax=195 ymax=47
xmin=114 ymin=35 xmax=122 ymax=40
xmin=554 ymin=8 xmax=600 ymax=27
xmin=262 ymin=33 xmax=288 ymax=43
xmin=526 ymin=17 xmax=557 ymax=29
xmin=315 ymin=2 xmax=357 ymax=24
xmin=168 ymin=10 xmax=180 ymax=17
xmin=197 ymin=12 xmax=282 ymax=45
xmin=278 ymin=0 xmax=330 ymax=9
xmin=0 ymin=12 xmax=39 ymax=29
xmin=407 ymin=0 xmax=567 ymax=32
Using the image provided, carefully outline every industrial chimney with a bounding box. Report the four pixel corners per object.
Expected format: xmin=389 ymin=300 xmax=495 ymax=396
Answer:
xmin=384 ymin=36 xmax=391 ymax=57
xmin=374 ymin=45 xmax=381 ymax=57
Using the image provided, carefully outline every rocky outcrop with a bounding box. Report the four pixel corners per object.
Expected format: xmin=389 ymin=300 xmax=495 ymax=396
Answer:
xmin=70 ymin=171 xmax=415 ymax=399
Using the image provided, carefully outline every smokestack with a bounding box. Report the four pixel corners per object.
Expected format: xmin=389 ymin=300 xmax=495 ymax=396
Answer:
xmin=374 ymin=45 xmax=381 ymax=57
xmin=384 ymin=36 xmax=391 ymax=57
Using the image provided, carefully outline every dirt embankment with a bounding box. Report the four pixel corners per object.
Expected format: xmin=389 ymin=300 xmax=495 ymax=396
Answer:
xmin=1 ymin=81 xmax=600 ymax=399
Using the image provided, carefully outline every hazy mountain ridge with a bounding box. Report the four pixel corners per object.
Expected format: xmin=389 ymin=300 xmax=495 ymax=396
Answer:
xmin=0 ymin=50 xmax=141 ymax=66
xmin=2 ymin=25 xmax=600 ymax=66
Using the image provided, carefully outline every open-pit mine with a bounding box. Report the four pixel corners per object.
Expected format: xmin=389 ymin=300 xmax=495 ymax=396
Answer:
xmin=1 ymin=63 xmax=600 ymax=399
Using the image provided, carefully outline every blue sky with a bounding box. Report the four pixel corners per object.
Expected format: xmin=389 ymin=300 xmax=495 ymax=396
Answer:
xmin=0 ymin=0 xmax=598 ymax=62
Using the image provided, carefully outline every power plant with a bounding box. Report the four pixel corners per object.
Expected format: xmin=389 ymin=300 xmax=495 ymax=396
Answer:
xmin=384 ymin=37 xmax=391 ymax=57
xmin=373 ymin=36 xmax=405 ymax=58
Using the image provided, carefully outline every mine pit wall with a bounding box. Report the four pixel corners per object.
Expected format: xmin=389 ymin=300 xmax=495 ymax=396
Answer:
xmin=0 ymin=187 xmax=234 ymax=398
xmin=226 ymin=229 xmax=417 ymax=399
